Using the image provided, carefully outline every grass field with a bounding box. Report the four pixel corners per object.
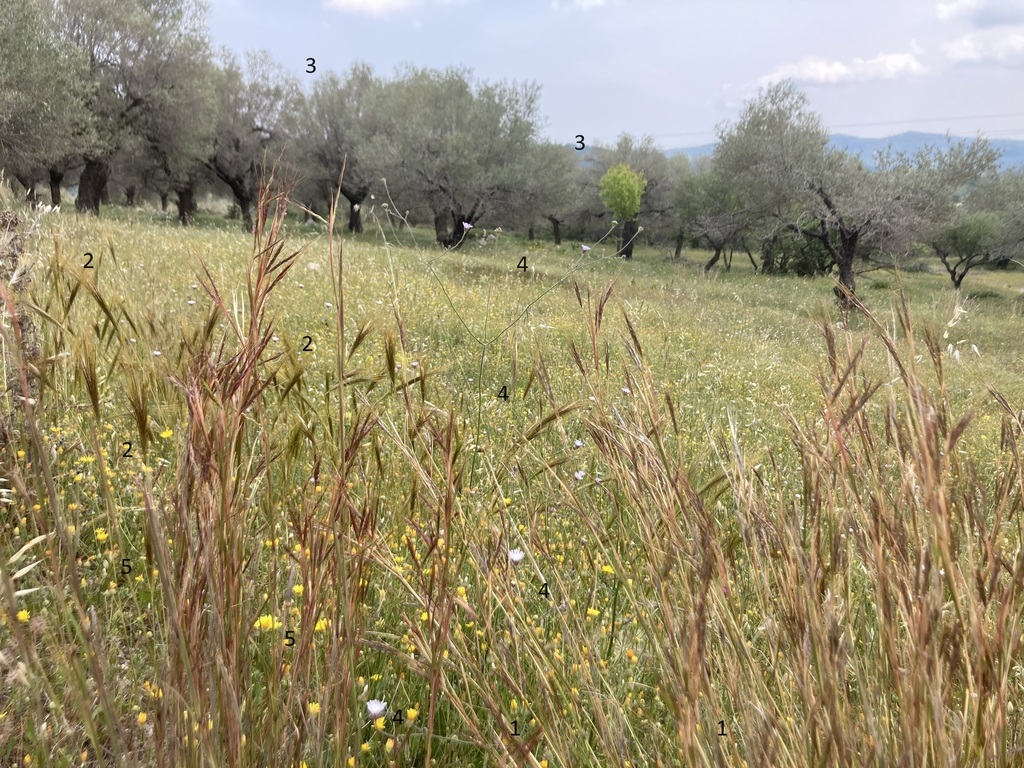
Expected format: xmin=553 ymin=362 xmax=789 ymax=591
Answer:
xmin=2 ymin=186 xmax=1024 ymax=767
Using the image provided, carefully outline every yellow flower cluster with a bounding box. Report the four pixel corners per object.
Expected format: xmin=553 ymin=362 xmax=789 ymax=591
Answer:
xmin=253 ymin=615 xmax=282 ymax=631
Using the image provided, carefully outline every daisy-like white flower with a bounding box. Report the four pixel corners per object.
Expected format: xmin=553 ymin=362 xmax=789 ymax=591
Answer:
xmin=366 ymin=699 xmax=387 ymax=718
xmin=581 ymin=244 xmax=591 ymax=252
xmin=573 ymin=470 xmax=585 ymax=481
xmin=463 ymin=221 xmax=473 ymax=231
xmin=621 ymin=387 xmax=631 ymax=395
xmin=573 ymin=439 xmax=584 ymax=449
xmin=508 ymin=548 xmax=526 ymax=565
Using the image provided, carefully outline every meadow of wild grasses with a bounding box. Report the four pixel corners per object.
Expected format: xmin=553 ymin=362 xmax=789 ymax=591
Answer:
xmin=2 ymin=181 xmax=1024 ymax=768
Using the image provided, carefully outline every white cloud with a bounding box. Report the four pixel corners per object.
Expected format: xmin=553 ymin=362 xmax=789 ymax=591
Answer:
xmin=943 ymin=25 xmax=1024 ymax=65
xmin=937 ymin=0 xmax=980 ymax=20
xmin=324 ymin=0 xmax=421 ymax=15
xmin=552 ymin=0 xmax=608 ymax=8
xmin=759 ymin=52 xmax=927 ymax=86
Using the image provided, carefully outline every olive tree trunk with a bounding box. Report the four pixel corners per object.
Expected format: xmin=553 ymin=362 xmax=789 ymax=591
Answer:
xmin=75 ymin=158 xmax=111 ymax=215
xmin=48 ymin=168 xmax=64 ymax=207
xmin=619 ymin=219 xmax=639 ymax=259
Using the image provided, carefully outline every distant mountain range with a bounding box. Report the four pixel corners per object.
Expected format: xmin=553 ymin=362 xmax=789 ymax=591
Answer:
xmin=667 ymin=131 xmax=1024 ymax=171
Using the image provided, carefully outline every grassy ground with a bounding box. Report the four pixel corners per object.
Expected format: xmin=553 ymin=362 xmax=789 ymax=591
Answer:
xmin=2 ymin=189 xmax=1024 ymax=767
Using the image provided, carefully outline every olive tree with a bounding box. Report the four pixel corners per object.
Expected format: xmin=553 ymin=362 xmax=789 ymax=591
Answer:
xmin=0 ymin=0 xmax=92 ymax=204
xmin=506 ymin=140 xmax=577 ymax=243
xmin=49 ymin=0 xmax=211 ymax=215
xmin=207 ymin=50 xmax=300 ymax=231
xmin=675 ymin=166 xmax=756 ymax=271
xmin=929 ymin=211 xmax=1000 ymax=289
xmin=291 ymin=64 xmax=383 ymax=232
xmin=928 ymin=169 xmax=1024 ymax=287
xmin=716 ymin=81 xmax=997 ymax=302
xmin=369 ymin=66 xmax=543 ymax=248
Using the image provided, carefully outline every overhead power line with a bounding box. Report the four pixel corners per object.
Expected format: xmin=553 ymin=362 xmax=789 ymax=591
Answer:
xmin=828 ymin=111 xmax=1024 ymax=130
xmin=586 ymin=111 xmax=1024 ymax=145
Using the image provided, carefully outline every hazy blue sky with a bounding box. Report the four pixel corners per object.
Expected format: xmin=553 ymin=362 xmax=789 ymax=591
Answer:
xmin=206 ymin=0 xmax=1024 ymax=149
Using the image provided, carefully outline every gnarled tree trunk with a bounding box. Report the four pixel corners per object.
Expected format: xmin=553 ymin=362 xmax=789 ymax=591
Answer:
xmin=218 ymin=179 xmax=254 ymax=231
xmin=433 ymin=209 xmax=448 ymax=244
xmin=176 ymin=184 xmax=197 ymax=225
xmin=832 ymin=230 xmax=858 ymax=305
xmin=239 ymin=197 xmax=253 ymax=231
xmin=208 ymin=158 xmax=256 ymax=231
xmin=704 ymin=246 xmax=723 ymax=272
xmin=673 ymin=228 xmax=685 ymax=259
xmin=48 ymin=168 xmax=64 ymax=207
xmin=619 ymin=219 xmax=639 ymax=259
xmin=444 ymin=212 xmax=473 ymax=249
xmin=547 ymin=215 xmax=562 ymax=246
xmin=342 ymin=183 xmax=369 ymax=233
xmin=76 ymin=158 xmax=111 ymax=215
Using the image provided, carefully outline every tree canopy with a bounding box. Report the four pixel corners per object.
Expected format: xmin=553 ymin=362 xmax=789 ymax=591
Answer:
xmin=2 ymin=13 xmax=1021 ymax=296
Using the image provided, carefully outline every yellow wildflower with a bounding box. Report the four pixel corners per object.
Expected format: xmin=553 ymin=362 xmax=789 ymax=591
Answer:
xmin=253 ymin=615 xmax=282 ymax=631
